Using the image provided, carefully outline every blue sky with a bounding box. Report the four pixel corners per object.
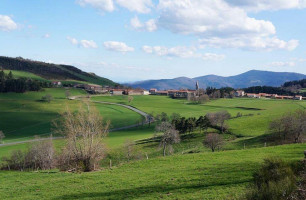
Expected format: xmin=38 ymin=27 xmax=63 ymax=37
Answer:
xmin=0 ymin=0 xmax=306 ymax=82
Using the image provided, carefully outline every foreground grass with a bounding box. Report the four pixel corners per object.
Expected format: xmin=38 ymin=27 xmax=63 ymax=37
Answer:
xmin=0 ymin=143 xmax=305 ymax=200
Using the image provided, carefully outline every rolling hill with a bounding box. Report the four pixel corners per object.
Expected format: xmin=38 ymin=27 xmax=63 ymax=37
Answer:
xmin=0 ymin=56 xmax=117 ymax=86
xmin=127 ymin=70 xmax=306 ymax=90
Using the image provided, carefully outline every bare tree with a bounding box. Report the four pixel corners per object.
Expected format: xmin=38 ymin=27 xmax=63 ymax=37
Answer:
xmin=54 ymin=104 xmax=110 ymax=172
xmin=203 ymin=133 xmax=223 ymax=152
xmin=0 ymin=131 xmax=5 ymax=143
xmin=128 ymin=96 xmax=134 ymax=104
xmin=65 ymin=90 xmax=71 ymax=99
xmin=123 ymin=139 xmax=135 ymax=161
xmin=26 ymin=136 xmax=55 ymax=170
xmin=41 ymin=94 xmax=53 ymax=103
xmin=206 ymin=111 xmax=231 ymax=133
xmin=268 ymin=109 xmax=306 ymax=143
xmin=198 ymin=94 xmax=210 ymax=104
xmin=156 ymin=122 xmax=180 ymax=156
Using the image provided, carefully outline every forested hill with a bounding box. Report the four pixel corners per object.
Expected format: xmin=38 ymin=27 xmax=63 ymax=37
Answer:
xmin=0 ymin=56 xmax=117 ymax=86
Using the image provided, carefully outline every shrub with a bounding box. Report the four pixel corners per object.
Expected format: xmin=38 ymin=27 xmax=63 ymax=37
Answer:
xmin=245 ymin=157 xmax=297 ymax=200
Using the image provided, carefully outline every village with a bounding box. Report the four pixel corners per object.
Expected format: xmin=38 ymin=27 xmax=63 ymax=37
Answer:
xmin=55 ymin=82 xmax=305 ymax=101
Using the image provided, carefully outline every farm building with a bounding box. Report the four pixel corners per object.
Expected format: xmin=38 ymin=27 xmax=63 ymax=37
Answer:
xmin=234 ymin=90 xmax=245 ymax=97
xmin=111 ymin=89 xmax=125 ymax=95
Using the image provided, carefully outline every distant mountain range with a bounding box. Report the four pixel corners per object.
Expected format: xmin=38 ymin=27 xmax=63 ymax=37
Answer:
xmin=127 ymin=70 xmax=306 ymax=90
xmin=0 ymin=56 xmax=117 ymax=86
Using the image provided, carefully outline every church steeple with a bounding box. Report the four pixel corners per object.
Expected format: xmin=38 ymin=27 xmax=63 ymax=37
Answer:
xmin=196 ymin=81 xmax=199 ymax=90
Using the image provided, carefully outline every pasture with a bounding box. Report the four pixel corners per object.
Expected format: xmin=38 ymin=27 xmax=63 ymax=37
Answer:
xmin=0 ymin=143 xmax=305 ymax=200
xmin=3 ymin=70 xmax=47 ymax=81
xmin=92 ymin=95 xmax=306 ymax=137
xmin=0 ymin=89 xmax=144 ymax=143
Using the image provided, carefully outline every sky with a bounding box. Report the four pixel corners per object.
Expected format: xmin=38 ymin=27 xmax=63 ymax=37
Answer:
xmin=0 ymin=0 xmax=306 ymax=83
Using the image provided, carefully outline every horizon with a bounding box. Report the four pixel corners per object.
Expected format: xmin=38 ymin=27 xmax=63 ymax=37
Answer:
xmin=1 ymin=0 xmax=306 ymax=82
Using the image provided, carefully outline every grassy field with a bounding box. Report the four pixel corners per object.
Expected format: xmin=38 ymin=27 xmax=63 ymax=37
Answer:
xmin=0 ymin=93 xmax=305 ymax=200
xmin=0 ymin=89 xmax=144 ymax=143
xmin=92 ymin=95 xmax=306 ymax=137
xmin=0 ymin=143 xmax=305 ymax=200
xmin=4 ymin=70 xmax=48 ymax=81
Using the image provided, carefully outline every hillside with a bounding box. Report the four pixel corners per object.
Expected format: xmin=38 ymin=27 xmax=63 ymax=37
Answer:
xmin=0 ymin=56 xmax=117 ymax=86
xmin=128 ymin=70 xmax=306 ymax=90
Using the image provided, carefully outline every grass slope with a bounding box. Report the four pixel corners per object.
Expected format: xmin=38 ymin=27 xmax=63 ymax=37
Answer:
xmin=0 ymin=89 xmax=143 ymax=143
xmin=92 ymin=96 xmax=306 ymax=137
xmin=3 ymin=70 xmax=48 ymax=81
xmin=0 ymin=143 xmax=304 ymax=200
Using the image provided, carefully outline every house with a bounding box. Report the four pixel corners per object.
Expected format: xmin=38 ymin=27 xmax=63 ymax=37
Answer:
xmin=294 ymin=95 xmax=303 ymax=100
xmin=149 ymin=88 xmax=157 ymax=95
xmin=234 ymin=90 xmax=245 ymax=97
xmin=143 ymin=90 xmax=150 ymax=95
xmin=169 ymin=90 xmax=196 ymax=99
xmin=82 ymin=84 xmax=105 ymax=93
xmin=246 ymin=93 xmax=260 ymax=98
xmin=111 ymin=89 xmax=125 ymax=95
xmin=52 ymin=81 xmax=62 ymax=86
xmin=156 ymin=91 xmax=169 ymax=96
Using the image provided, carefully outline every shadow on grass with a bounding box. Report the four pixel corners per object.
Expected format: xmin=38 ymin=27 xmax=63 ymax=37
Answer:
xmin=52 ymin=179 xmax=248 ymax=200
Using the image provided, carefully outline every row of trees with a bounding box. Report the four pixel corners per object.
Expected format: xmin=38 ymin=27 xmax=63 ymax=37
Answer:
xmin=154 ymin=111 xmax=231 ymax=155
xmin=0 ymin=70 xmax=46 ymax=93
xmin=168 ymin=111 xmax=231 ymax=134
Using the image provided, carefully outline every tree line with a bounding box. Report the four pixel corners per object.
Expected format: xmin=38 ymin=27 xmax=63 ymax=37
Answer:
xmin=0 ymin=70 xmax=51 ymax=93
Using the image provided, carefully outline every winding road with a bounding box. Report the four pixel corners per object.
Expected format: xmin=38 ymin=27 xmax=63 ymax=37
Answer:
xmin=0 ymin=97 xmax=152 ymax=147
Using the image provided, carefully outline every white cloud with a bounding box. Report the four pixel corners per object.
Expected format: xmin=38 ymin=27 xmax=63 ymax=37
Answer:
xmin=199 ymin=36 xmax=299 ymax=51
xmin=153 ymin=0 xmax=298 ymax=51
xmin=130 ymin=16 xmax=157 ymax=32
xmin=104 ymin=41 xmax=134 ymax=52
xmin=266 ymin=61 xmax=296 ymax=67
xmin=0 ymin=15 xmax=18 ymax=31
xmin=80 ymin=40 xmax=98 ymax=48
xmin=225 ymin=0 xmax=306 ymax=12
xmin=43 ymin=33 xmax=50 ymax=38
xmin=116 ymin=0 xmax=153 ymax=13
xmin=202 ymin=53 xmax=225 ymax=61
xmin=67 ymin=36 xmax=79 ymax=45
xmin=77 ymin=0 xmax=115 ymax=12
xmin=77 ymin=0 xmax=154 ymax=13
xmin=67 ymin=37 xmax=98 ymax=48
xmin=142 ymin=45 xmax=224 ymax=61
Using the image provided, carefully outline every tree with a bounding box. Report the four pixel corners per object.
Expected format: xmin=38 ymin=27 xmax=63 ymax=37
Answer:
xmin=268 ymin=109 xmax=306 ymax=143
xmin=203 ymin=133 xmax=223 ymax=152
xmin=196 ymin=116 xmax=210 ymax=133
xmin=186 ymin=117 xmax=196 ymax=133
xmin=198 ymin=94 xmax=209 ymax=104
xmin=0 ymin=131 xmax=5 ymax=143
xmin=41 ymin=94 xmax=53 ymax=103
xmin=206 ymin=111 xmax=231 ymax=133
xmin=123 ymin=139 xmax=135 ymax=161
xmin=54 ymin=104 xmax=110 ymax=172
xmin=65 ymin=90 xmax=71 ymax=99
xmin=128 ymin=96 xmax=134 ymax=104
xmin=156 ymin=122 xmax=180 ymax=156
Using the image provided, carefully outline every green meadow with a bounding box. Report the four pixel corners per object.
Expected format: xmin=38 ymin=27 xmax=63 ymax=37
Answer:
xmin=92 ymin=95 xmax=306 ymax=136
xmin=0 ymin=89 xmax=144 ymax=143
xmin=0 ymin=144 xmax=305 ymax=200
xmin=0 ymin=91 xmax=305 ymax=200
xmin=4 ymin=70 xmax=48 ymax=81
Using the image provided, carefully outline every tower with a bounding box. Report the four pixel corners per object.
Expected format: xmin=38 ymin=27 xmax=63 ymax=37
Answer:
xmin=196 ymin=81 xmax=199 ymax=90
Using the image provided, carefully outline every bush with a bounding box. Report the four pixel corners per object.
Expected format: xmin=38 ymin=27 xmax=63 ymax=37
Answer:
xmin=245 ymin=157 xmax=297 ymax=200
xmin=1 ymin=138 xmax=55 ymax=171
